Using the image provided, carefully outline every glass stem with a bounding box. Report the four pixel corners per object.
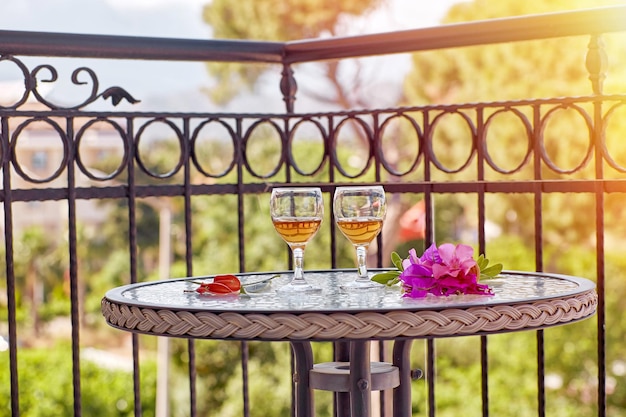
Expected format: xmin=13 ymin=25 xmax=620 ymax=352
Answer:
xmin=356 ymin=245 xmax=369 ymax=280
xmin=292 ymin=247 xmax=305 ymax=283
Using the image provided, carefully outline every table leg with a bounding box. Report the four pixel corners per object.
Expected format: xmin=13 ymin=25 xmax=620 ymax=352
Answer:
xmin=392 ymin=340 xmax=414 ymax=417
xmin=291 ymin=342 xmax=314 ymax=417
xmin=349 ymin=341 xmax=371 ymax=417
xmin=334 ymin=342 xmax=350 ymax=416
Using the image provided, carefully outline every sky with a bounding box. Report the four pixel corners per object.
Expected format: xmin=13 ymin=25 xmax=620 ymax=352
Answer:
xmin=0 ymin=0 xmax=461 ymax=112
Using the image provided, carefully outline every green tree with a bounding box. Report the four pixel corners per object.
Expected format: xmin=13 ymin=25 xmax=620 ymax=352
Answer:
xmin=12 ymin=226 xmax=66 ymax=335
xmin=406 ymin=0 xmax=626 ymax=104
xmin=403 ymin=0 xmax=626 ymax=248
xmin=202 ymin=0 xmax=385 ymax=108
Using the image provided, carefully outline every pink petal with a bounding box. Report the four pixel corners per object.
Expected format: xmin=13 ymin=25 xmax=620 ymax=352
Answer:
xmin=437 ymin=243 xmax=456 ymax=264
xmin=454 ymin=244 xmax=475 ymax=260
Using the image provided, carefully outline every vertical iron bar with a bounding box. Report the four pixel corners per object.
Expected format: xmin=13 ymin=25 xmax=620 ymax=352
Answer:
xmin=234 ymin=117 xmax=250 ymax=417
xmin=423 ymin=108 xmax=434 ymax=247
xmin=2 ymin=115 xmax=20 ymax=417
xmin=241 ymin=341 xmax=250 ymax=417
xmin=329 ymin=115 xmax=338 ymax=270
xmin=373 ymin=112 xmax=384 ymax=270
xmin=426 ymin=339 xmax=436 ymax=417
xmin=280 ymin=100 xmax=296 ymax=417
xmin=125 ymin=117 xmax=142 ymax=417
xmin=476 ymin=104 xmax=489 ymax=417
xmin=594 ymin=80 xmax=607 ymax=417
xmin=66 ymin=117 xmax=83 ymax=417
xmin=475 ymin=106 xmax=487 ymax=254
xmin=290 ymin=349 xmax=296 ymax=417
xmin=536 ymin=330 xmax=545 ymax=417
xmin=182 ymin=117 xmax=197 ymax=417
xmin=480 ymin=337 xmax=489 ymax=417
xmin=236 ymin=118 xmax=246 ymax=274
xmin=587 ymin=34 xmax=607 ymax=417
xmin=392 ymin=340 xmax=414 ymax=417
xmin=187 ymin=339 xmax=197 ymax=417
xmin=372 ymin=112 xmax=388 ymax=416
xmin=594 ymin=165 xmax=606 ymax=417
xmin=423 ymin=109 xmax=437 ymax=417
xmin=282 ymin=113 xmax=298 ymax=417
xmin=532 ymin=104 xmax=545 ymax=417
xmin=334 ymin=342 xmax=350 ymax=417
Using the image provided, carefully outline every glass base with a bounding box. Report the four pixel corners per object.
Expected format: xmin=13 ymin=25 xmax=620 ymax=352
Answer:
xmin=277 ymin=280 xmax=322 ymax=293
xmin=340 ymin=279 xmax=384 ymax=290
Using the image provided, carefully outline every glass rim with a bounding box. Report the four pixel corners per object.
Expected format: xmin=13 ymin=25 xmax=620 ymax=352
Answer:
xmin=271 ymin=187 xmax=322 ymax=192
xmin=334 ymin=185 xmax=385 ymax=191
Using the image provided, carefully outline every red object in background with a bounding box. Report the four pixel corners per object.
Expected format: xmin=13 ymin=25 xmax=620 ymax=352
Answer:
xmin=399 ymin=200 xmax=426 ymax=242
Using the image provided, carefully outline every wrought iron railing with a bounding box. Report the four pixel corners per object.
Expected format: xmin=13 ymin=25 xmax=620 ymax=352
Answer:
xmin=2 ymin=5 xmax=626 ymax=417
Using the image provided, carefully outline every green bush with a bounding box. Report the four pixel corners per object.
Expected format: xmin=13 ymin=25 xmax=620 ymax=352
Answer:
xmin=0 ymin=342 xmax=156 ymax=417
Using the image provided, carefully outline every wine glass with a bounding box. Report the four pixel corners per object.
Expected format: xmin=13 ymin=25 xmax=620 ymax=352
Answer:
xmin=270 ymin=187 xmax=324 ymax=293
xmin=333 ymin=185 xmax=387 ymax=289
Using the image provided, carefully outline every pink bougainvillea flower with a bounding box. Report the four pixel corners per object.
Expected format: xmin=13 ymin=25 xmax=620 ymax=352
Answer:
xmin=396 ymin=243 xmax=494 ymax=298
xmin=400 ymin=265 xmax=435 ymax=296
xmin=432 ymin=243 xmax=477 ymax=280
xmin=418 ymin=243 xmax=441 ymax=267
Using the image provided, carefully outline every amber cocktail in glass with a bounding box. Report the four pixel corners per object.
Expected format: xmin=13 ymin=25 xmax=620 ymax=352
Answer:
xmin=333 ymin=185 xmax=386 ymax=289
xmin=270 ymin=187 xmax=324 ymax=293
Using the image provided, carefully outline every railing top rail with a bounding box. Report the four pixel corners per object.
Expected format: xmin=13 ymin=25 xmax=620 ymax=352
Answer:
xmin=284 ymin=5 xmax=626 ymax=63
xmin=0 ymin=6 xmax=625 ymax=64
xmin=0 ymin=30 xmax=284 ymax=63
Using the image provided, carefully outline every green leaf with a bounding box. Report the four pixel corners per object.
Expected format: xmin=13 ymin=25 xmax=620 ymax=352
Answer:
xmin=371 ymin=271 xmax=401 ymax=286
xmin=475 ymin=253 xmax=504 ymax=279
xmin=390 ymin=251 xmax=404 ymax=271
xmin=480 ymin=263 xmax=503 ymax=279
xmin=476 ymin=254 xmax=489 ymax=270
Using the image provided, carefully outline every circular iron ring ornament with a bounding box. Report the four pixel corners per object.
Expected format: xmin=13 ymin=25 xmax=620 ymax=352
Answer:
xmin=483 ymin=108 xmax=533 ymax=175
xmin=601 ymin=102 xmax=626 ymax=173
xmin=191 ymin=118 xmax=237 ymax=178
xmin=538 ymin=104 xmax=594 ymax=175
xmin=378 ymin=113 xmax=423 ymax=177
xmin=135 ymin=118 xmax=185 ymax=179
xmin=75 ymin=118 xmax=130 ymax=181
xmin=428 ymin=110 xmax=477 ymax=174
xmin=288 ymin=118 xmax=328 ymax=177
xmin=102 ymin=270 xmax=597 ymax=342
xmin=331 ymin=116 xmax=374 ymax=179
xmin=11 ymin=117 xmax=70 ymax=184
xmin=242 ymin=118 xmax=284 ymax=179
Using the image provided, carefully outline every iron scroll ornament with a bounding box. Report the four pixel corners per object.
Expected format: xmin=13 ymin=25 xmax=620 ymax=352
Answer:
xmin=0 ymin=55 xmax=139 ymax=110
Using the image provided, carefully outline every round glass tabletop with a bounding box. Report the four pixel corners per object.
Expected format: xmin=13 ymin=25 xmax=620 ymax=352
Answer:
xmin=105 ymin=269 xmax=595 ymax=314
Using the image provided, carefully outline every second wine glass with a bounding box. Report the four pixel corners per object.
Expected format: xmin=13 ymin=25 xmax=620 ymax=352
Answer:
xmin=270 ymin=187 xmax=324 ymax=293
xmin=333 ymin=185 xmax=387 ymax=289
